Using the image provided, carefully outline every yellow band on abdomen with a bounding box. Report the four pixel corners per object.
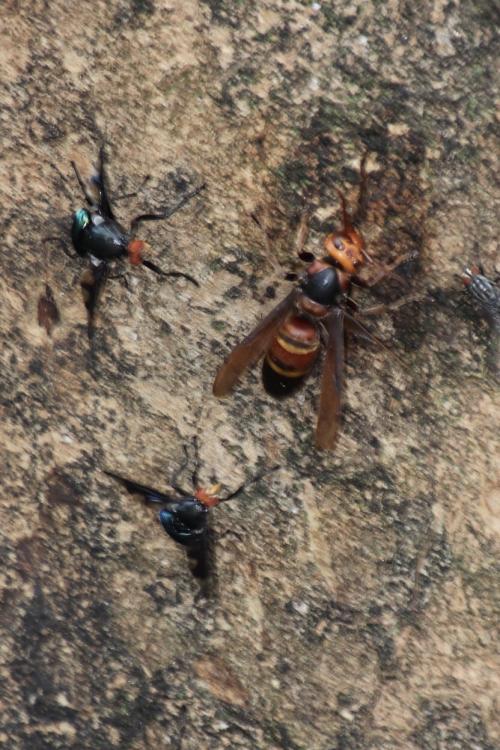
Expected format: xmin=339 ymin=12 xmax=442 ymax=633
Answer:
xmin=276 ymin=333 xmax=319 ymax=356
xmin=265 ymin=356 xmax=311 ymax=378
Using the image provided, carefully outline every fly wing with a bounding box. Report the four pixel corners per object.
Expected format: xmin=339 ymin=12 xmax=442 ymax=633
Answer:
xmin=213 ymin=287 xmax=300 ymax=397
xmin=93 ymin=145 xmax=116 ymax=220
xmin=80 ymin=262 xmax=109 ymax=340
xmin=316 ymin=308 xmax=344 ymax=451
xmin=104 ymin=470 xmax=176 ymax=504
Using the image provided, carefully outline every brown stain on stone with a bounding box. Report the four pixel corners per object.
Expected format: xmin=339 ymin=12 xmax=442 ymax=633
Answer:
xmin=194 ymin=656 xmax=250 ymax=707
xmin=45 ymin=470 xmax=83 ymax=508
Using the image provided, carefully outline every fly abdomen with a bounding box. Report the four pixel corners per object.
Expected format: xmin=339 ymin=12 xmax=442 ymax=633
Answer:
xmin=159 ymin=507 xmax=206 ymax=546
xmin=263 ymin=315 xmax=320 ymax=398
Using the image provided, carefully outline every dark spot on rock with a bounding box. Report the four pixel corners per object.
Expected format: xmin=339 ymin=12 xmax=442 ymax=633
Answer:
xmin=224 ymin=285 xmax=243 ymax=300
xmin=114 ymin=0 xmax=155 ymax=26
xmin=277 ymin=658 xmax=291 ymax=674
xmin=29 ymin=358 xmax=45 ymax=376
xmin=331 ymin=723 xmax=366 ymax=750
xmin=132 ymin=0 xmax=155 ymax=14
xmin=265 ymin=285 xmax=276 ymax=299
xmin=277 ymin=160 xmax=313 ymax=192
xmin=159 ymin=320 xmax=172 ymax=336
xmin=46 ymin=470 xmax=83 ymax=507
xmin=392 ymin=300 xmax=432 ymax=352
xmin=364 ymin=621 xmax=398 ymax=676
xmin=411 ymin=701 xmax=496 ymax=750
xmin=337 ymin=691 xmax=354 ymax=707
xmin=33 ymin=116 xmax=65 ymax=142
xmin=201 ymin=0 xmax=243 ymax=28
xmin=144 ymin=580 xmax=180 ymax=611
xmin=16 ymin=535 xmax=47 ymax=580
xmin=359 ymin=125 xmax=389 ymax=155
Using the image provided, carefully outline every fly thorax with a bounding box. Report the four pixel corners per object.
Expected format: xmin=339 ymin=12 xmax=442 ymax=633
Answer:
xmin=470 ymin=275 xmax=499 ymax=305
xmin=91 ymin=212 xmax=105 ymax=226
xmin=176 ymin=498 xmax=208 ymax=529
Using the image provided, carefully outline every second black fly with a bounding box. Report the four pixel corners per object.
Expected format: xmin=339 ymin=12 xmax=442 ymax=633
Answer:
xmin=105 ymin=442 xmax=278 ymax=580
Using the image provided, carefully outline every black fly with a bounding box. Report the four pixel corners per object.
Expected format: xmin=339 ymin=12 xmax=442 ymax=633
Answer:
xmin=105 ymin=441 xmax=278 ymax=579
xmin=68 ymin=146 xmax=204 ymax=338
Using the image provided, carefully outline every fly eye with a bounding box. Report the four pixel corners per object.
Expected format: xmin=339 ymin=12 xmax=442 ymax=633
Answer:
xmin=334 ymin=238 xmax=344 ymax=250
xmin=73 ymin=208 xmax=90 ymax=230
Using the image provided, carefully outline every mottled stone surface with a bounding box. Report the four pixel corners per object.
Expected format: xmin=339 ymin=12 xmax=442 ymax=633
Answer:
xmin=1 ymin=1 xmax=499 ymax=748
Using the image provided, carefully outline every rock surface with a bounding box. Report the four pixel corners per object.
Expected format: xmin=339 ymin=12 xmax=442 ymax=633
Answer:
xmin=1 ymin=1 xmax=498 ymax=748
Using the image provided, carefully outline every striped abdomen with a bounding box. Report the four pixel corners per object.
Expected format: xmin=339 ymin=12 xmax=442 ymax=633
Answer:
xmin=262 ymin=315 xmax=320 ymax=398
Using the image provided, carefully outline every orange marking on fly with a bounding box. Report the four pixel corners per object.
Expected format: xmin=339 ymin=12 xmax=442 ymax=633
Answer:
xmin=127 ymin=239 xmax=146 ymax=266
xmin=195 ymin=484 xmax=222 ymax=507
xmin=463 ymin=265 xmax=480 ymax=286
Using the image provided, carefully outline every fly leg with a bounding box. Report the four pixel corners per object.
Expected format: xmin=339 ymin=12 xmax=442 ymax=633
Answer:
xmin=129 ymin=183 xmax=206 ymax=235
xmin=141 ymin=260 xmax=199 ymax=287
xmin=113 ymin=174 xmax=151 ymax=202
xmin=128 ymin=183 xmax=205 ymax=285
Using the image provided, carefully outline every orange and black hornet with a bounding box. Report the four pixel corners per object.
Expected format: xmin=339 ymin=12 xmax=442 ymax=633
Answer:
xmin=214 ymin=156 xmax=399 ymax=450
